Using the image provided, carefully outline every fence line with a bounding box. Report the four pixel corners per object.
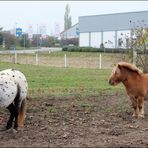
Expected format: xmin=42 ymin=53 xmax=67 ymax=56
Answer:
xmin=0 ymin=52 xmax=114 ymax=69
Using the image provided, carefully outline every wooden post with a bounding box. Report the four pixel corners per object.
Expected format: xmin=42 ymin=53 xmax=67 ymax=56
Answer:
xmin=99 ymin=54 xmax=102 ymax=69
xmin=14 ymin=51 xmax=17 ymax=64
xmin=36 ymin=53 xmax=38 ymax=65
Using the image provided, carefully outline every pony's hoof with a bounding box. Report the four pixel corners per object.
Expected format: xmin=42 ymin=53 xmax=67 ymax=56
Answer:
xmin=17 ymin=127 xmax=24 ymax=132
xmin=6 ymin=124 xmax=12 ymax=130
xmin=132 ymin=114 xmax=138 ymax=118
xmin=138 ymin=114 xmax=145 ymax=118
xmin=12 ymin=128 xmax=18 ymax=133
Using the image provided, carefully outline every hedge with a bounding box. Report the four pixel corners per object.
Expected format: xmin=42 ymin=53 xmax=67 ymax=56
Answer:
xmin=62 ymin=46 xmax=129 ymax=53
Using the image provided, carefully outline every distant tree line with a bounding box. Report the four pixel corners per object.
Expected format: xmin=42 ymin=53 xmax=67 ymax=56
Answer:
xmin=0 ymin=4 xmax=75 ymax=50
xmin=0 ymin=28 xmax=78 ymax=50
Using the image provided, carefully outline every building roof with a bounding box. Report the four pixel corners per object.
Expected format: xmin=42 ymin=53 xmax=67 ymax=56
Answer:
xmin=79 ymin=10 xmax=148 ymax=32
xmin=60 ymin=23 xmax=78 ymax=35
xmin=79 ymin=10 xmax=148 ymax=19
xmin=60 ymin=23 xmax=79 ymax=38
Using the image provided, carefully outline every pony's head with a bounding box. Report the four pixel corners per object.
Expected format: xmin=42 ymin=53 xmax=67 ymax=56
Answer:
xmin=109 ymin=64 xmax=123 ymax=86
xmin=109 ymin=62 xmax=143 ymax=86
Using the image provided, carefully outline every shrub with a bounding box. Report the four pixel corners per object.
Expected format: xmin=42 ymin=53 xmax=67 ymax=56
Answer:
xmin=62 ymin=46 xmax=128 ymax=53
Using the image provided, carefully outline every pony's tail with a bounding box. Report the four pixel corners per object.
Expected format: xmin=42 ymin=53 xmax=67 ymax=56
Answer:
xmin=18 ymin=98 xmax=26 ymax=128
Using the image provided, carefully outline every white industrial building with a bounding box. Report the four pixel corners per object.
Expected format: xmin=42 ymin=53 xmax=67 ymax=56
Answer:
xmin=61 ymin=10 xmax=148 ymax=48
xmin=60 ymin=23 xmax=79 ymax=39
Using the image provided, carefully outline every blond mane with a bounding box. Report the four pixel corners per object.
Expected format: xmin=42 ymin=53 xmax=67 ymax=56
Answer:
xmin=117 ymin=62 xmax=143 ymax=75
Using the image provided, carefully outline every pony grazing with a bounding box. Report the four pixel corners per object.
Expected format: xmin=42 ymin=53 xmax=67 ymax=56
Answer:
xmin=109 ymin=62 xmax=148 ymax=118
xmin=0 ymin=69 xmax=28 ymax=130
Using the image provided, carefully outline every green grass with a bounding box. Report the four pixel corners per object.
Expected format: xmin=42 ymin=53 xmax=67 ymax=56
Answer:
xmin=0 ymin=62 xmax=124 ymax=97
xmin=40 ymin=51 xmax=128 ymax=58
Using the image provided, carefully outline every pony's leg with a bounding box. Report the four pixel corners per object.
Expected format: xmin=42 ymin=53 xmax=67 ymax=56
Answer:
xmin=6 ymin=103 xmax=15 ymax=129
xmin=130 ymin=97 xmax=139 ymax=117
xmin=18 ymin=99 xmax=26 ymax=128
xmin=137 ymin=97 xmax=144 ymax=118
xmin=13 ymin=98 xmax=20 ymax=130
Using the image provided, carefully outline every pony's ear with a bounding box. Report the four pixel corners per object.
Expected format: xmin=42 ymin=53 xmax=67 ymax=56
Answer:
xmin=117 ymin=64 xmax=122 ymax=69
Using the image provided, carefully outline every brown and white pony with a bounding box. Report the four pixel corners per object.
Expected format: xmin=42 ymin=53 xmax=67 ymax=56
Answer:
xmin=0 ymin=69 xmax=28 ymax=130
xmin=109 ymin=62 xmax=148 ymax=118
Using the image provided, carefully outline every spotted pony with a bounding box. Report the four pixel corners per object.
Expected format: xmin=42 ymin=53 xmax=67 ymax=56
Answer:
xmin=0 ymin=69 xmax=28 ymax=130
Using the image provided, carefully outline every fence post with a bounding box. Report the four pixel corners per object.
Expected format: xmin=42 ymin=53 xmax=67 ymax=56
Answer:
xmin=64 ymin=54 xmax=67 ymax=68
xmin=14 ymin=51 xmax=17 ymax=64
xmin=36 ymin=53 xmax=38 ymax=65
xmin=99 ymin=54 xmax=102 ymax=69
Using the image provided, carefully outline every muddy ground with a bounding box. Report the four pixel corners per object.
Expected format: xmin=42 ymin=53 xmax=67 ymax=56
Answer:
xmin=0 ymin=92 xmax=148 ymax=147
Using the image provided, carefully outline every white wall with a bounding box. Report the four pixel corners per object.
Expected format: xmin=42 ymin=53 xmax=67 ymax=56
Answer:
xmin=91 ymin=32 xmax=101 ymax=48
xmin=79 ymin=31 xmax=116 ymax=48
xmin=79 ymin=33 xmax=89 ymax=47
xmin=79 ymin=30 xmax=131 ymax=48
xmin=79 ymin=32 xmax=101 ymax=47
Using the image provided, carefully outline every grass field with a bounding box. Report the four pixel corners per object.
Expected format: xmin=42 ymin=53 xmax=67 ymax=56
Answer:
xmin=0 ymin=62 xmax=124 ymax=97
xmin=1 ymin=55 xmax=148 ymax=147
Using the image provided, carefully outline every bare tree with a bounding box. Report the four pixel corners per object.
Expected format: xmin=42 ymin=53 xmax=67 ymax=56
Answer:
xmin=130 ymin=20 xmax=148 ymax=73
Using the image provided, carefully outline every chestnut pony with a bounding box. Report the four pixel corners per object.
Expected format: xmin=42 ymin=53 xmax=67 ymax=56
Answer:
xmin=109 ymin=62 xmax=148 ymax=118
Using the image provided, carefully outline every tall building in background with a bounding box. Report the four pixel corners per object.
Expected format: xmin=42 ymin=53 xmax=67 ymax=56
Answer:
xmin=27 ymin=24 xmax=33 ymax=39
xmin=39 ymin=24 xmax=47 ymax=38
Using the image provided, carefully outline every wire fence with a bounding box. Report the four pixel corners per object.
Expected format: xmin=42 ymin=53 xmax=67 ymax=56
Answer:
xmin=0 ymin=51 xmax=128 ymax=69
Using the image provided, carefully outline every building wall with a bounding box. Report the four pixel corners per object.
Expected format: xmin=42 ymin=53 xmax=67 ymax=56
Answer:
xmin=79 ymin=30 xmax=130 ymax=48
xmin=79 ymin=33 xmax=89 ymax=46
xmin=60 ymin=23 xmax=79 ymax=39
xmin=79 ymin=11 xmax=148 ymax=48
xmin=61 ymin=11 xmax=148 ymax=48
xmin=90 ymin=32 xmax=101 ymax=48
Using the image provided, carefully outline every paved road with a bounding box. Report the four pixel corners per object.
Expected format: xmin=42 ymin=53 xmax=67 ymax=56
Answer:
xmin=0 ymin=47 xmax=62 ymax=54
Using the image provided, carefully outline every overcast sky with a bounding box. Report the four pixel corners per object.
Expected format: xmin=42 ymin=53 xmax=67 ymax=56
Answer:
xmin=0 ymin=1 xmax=148 ymax=35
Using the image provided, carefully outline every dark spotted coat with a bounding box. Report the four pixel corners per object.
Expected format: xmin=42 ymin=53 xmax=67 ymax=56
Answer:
xmin=0 ymin=69 xmax=28 ymax=107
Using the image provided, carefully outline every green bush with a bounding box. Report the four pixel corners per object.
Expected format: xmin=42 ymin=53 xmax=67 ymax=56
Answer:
xmin=62 ymin=46 xmax=128 ymax=53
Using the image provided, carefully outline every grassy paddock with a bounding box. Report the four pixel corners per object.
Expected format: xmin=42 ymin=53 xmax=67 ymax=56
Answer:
xmin=0 ymin=62 xmax=124 ymax=98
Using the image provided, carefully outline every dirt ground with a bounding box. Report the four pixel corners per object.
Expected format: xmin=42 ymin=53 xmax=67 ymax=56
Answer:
xmin=0 ymin=92 xmax=148 ymax=147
